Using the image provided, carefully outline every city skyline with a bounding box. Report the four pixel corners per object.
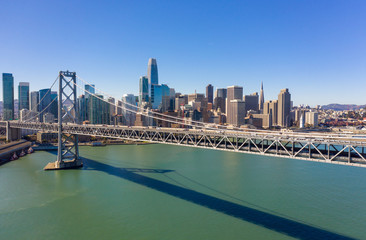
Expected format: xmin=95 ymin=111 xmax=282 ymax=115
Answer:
xmin=1 ymin=56 xmax=365 ymax=109
xmin=1 ymin=1 xmax=365 ymax=106
xmin=1 ymin=2 xmax=366 ymax=238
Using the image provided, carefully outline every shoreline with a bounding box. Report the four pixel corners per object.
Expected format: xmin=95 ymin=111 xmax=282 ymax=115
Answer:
xmin=33 ymin=141 xmax=156 ymax=151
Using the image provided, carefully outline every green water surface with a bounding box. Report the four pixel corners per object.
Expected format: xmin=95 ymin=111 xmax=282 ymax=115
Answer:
xmin=1 ymin=144 xmax=366 ymax=239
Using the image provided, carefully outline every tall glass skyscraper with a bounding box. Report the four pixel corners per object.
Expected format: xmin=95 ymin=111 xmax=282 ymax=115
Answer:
xmin=50 ymin=91 xmax=58 ymax=119
xmin=89 ymin=94 xmax=110 ymax=124
xmin=85 ymin=84 xmax=95 ymax=98
xmin=122 ymin=94 xmax=137 ymax=126
xmin=77 ymin=95 xmax=88 ymax=122
xmin=2 ymin=73 xmax=14 ymax=120
xmin=161 ymin=84 xmax=170 ymax=97
xmin=147 ymin=58 xmax=158 ymax=104
xmin=139 ymin=76 xmax=149 ymax=105
xmin=39 ymin=88 xmax=52 ymax=122
xmin=151 ymin=85 xmax=162 ymax=109
xmin=18 ymin=82 xmax=30 ymax=114
xmin=147 ymin=58 xmax=158 ymax=85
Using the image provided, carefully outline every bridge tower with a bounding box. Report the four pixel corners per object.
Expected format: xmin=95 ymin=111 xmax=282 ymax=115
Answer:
xmin=44 ymin=71 xmax=82 ymax=170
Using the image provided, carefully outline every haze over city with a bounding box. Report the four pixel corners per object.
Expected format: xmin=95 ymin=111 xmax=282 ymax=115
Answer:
xmin=1 ymin=0 xmax=365 ymax=106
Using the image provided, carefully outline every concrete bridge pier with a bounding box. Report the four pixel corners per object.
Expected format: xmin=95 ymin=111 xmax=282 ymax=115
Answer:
xmin=53 ymin=155 xmax=83 ymax=169
xmin=6 ymin=121 xmax=21 ymax=142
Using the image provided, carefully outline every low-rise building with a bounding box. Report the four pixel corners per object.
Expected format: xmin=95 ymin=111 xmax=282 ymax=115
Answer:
xmin=305 ymin=111 xmax=319 ymax=127
xmin=252 ymin=114 xmax=272 ymax=129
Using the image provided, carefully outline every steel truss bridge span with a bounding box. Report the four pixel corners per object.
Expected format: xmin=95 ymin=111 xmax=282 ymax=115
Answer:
xmin=5 ymin=121 xmax=366 ymax=168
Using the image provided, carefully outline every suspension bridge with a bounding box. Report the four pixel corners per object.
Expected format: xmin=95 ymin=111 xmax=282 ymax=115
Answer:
xmin=1 ymin=71 xmax=365 ymax=169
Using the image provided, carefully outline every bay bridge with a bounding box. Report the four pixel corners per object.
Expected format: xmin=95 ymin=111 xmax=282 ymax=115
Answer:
xmin=1 ymin=71 xmax=365 ymax=169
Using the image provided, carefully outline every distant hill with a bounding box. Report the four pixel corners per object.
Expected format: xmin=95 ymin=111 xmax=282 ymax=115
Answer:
xmin=322 ymin=104 xmax=366 ymax=111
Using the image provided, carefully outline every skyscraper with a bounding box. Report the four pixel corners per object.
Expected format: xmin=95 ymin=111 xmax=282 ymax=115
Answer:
xmin=50 ymin=91 xmax=58 ymax=119
xmin=227 ymin=86 xmax=243 ymax=102
xmin=263 ymin=100 xmax=278 ymax=126
xmin=206 ymin=84 xmax=213 ymax=104
xmin=139 ymin=76 xmax=149 ymax=105
xmin=228 ymin=100 xmax=246 ymax=127
xmin=80 ymin=83 xmax=95 ymax=122
xmin=151 ymin=84 xmax=170 ymax=110
xmin=188 ymin=93 xmax=205 ymax=103
xmin=161 ymin=94 xmax=172 ymax=112
xmin=169 ymin=88 xmax=176 ymax=111
xmin=226 ymin=86 xmax=243 ymax=125
xmin=18 ymin=82 xmax=30 ymax=113
xmin=214 ymin=88 xmax=227 ymax=113
xmin=147 ymin=58 xmax=158 ymax=103
xmin=215 ymin=88 xmax=227 ymax=99
xmin=108 ymin=97 xmax=116 ymax=123
xmin=77 ymin=95 xmax=88 ymax=122
xmin=175 ymin=95 xmax=187 ymax=111
xmin=278 ymin=88 xmax=291 ymax=127
xmin=2 ymin=73 xmax=14 ymax=120
xmin=270 ymin=100 xmax=278 ymax=125
xmin=117 ymin=100 xmax=123 ymax=115
xmin=122 ymin=94 xmax=137 ymax=126
xmin=39 ymin=88 xmax=52 ymax=122
xmin=85 ymin=84 xmax=95 ymax=98
xmin=89 ymin=94 xmax=110 ymax=124
xmin=30 ymin=91 xmax=39 ymax=112
xmin=147 ymin=58 xmax=158 ymax=85
xmin=259 ymin=81 xmax=264 ymax=113
xmin=243 ymin=92 xmax=259 ymax=113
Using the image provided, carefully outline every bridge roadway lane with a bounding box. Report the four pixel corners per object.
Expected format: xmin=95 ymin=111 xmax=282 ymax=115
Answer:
xmin=2 ymin=121 xmax=366 ymax=167
xmin=3 ymin=121 xmax=365 ymax=144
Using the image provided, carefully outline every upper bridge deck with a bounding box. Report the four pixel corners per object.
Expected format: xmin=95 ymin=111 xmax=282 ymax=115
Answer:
xmin=2 ymin=121 xmax=366 ymax=167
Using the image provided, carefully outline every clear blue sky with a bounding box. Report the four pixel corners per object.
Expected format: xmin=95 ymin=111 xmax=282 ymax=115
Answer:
xmin=1 ymin=0 xmax=365 ymax=106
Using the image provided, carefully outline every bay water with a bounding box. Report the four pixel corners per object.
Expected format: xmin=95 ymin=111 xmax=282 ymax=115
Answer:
xmin=1 ymin=144 xmax=366 ymax=239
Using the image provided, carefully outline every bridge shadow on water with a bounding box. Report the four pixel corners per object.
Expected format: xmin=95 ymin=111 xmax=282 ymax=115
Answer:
xmin=80 ymin=157 xmax=353 ymax=240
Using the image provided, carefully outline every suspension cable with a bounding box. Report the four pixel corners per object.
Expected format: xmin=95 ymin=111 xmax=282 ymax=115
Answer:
xmin=62 ymin=74 xmax=366 ymax=139
xmin=24 ymin=96 xmax=58 ymax=122
xmin=71 ymin=77 xmax=221 ymax=129
xmin=21 ymin=75 xmax=59 ymax=120
xmin=76 ymin=74 xmax=223 ymax=129
xmin=76 ymin=74 xmax=293 ymax=133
